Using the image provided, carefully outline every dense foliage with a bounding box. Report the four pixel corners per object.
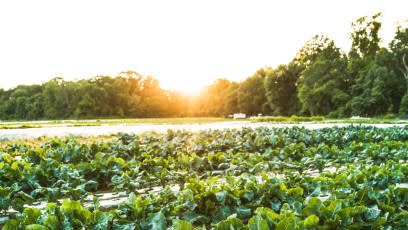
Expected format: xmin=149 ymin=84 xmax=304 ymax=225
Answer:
xmin=0 ymin=13 xmax=407 ymax=120
xmin=0 ymin=125 xmax=407 ymax=229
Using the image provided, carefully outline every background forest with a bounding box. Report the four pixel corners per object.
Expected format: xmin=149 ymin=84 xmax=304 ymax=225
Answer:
xmin=1 ymin=14 xmax=407 ymax=120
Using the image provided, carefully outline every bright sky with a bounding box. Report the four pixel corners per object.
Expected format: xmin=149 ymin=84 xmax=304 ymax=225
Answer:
xmin=0 ymin=0 xmax=407 ymax=93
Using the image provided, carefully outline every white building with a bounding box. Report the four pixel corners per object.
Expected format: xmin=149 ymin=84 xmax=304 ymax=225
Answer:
xmin=233 ymin=113 xmax=246 ymax=119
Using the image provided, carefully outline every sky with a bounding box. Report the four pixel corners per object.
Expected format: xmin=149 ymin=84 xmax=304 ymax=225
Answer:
xmin=0 ymin=0 xmax=407 ymax=93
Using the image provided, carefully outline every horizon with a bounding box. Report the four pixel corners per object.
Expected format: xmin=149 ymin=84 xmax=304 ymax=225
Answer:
xmin=0 ymin=0 xmax=407 ymax=93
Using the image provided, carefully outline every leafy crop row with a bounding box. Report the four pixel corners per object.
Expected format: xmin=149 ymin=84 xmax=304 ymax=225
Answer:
xmin=0 ymin=126 xmax=407 ymax=229
xmin=3 ymin=161 xmax=407 ymax=229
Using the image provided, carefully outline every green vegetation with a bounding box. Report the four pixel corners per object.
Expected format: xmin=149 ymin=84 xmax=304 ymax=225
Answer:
xmin=67 ymin=117 xmax=231 ymax=125
xmin=1 ymin=12 xmax=407 ymax=229
xmin=253 ymin=116 xmax=325 ymax=123
xmin=0 ymin=118 xmax=232 ymax=129
xmin=0 ymin=126 xmax=407 ymax=228
xmin=1 ymin=116 xmax=406 ymax=130
xmin=0 ymin=124 xmax=41 ymax=129
xmin=0 ymin=13 xmax=407 ymax=120
xmin=252 ymin=115 xmax=408 ymax=124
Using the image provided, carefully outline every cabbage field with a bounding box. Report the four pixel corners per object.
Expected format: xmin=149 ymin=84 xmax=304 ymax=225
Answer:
xmin=0 ymin=126 xmax=407 ymax=229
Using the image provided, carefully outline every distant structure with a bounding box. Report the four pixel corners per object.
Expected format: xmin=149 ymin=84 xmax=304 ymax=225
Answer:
xmin=350 ymin=116 xmax=369 ymax=119
xmin=249 ymin=114 xmax=263 ymax=119
xmin=233 ymin=113 xmax=246 ymax=119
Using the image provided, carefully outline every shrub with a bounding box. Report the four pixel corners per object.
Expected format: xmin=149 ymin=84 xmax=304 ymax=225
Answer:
xmin=383 ymin=113 xmax=397 ymax=119
xmin=254 ymin=116 xmax=324 ymax=123
xmin=399 ymin=93 xmax=408 ymax=114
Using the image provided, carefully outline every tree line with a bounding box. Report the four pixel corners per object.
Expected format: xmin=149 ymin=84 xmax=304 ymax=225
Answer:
xmin=0 ymin=13 xmax=407 ymax=120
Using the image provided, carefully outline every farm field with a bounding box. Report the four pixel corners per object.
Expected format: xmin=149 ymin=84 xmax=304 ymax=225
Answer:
xmin=0 ymin=125 xmax=407 ymax=229
xmin=0 ymin=118 xmax=232 ymax=129
xmin=1 ymin=1 xmax=408 ymax=229
xmin=0 ymin=117 xmax=407 ymax=130
xmin=0 ymin=117 xmax=407 ymax=140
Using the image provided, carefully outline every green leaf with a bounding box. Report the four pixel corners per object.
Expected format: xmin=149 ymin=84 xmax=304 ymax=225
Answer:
xmin=324 ymin=199 xmax=342 ymax=217
xmin=42 ymin=214 xmax=60 ymax=229
xmin=271 ymin=199 xmax=281 ymax=212
xmin=2 ymin=219 xmax=19 ymax=230
xmin=216 ymin=191 xmax=227 ymax=203
xmin=255 ymin=207 xmax=280 ymax=221
xmin=25 ymin=224 xmax=49 ymax=230
xmin=364 ymin=205 xmax=380 ymax=222
xmin=302 ymin=198 xmax=322 ymax=216
xmin=248 ymin=215 xmax=269 ymax=230
xmin=373 ymin=217 xmax=387 ymax=228
xmin=212 ymin=206 xmax=232 ymax=223
xmin=303 ymin=214 xmax=319 ymax=228
xmin=276 ymin=212 xmax=297 ymax=230
xmin=236 ymin=206 xmax=251 ymax=219
xmin=390 ymin=210 xmax=408 ymax=227
xmin=22 ymin=208 xmax=42 ymax=225
xmin=181 ymin=212 xmax=208 ymax=225
xmin=0 ymin=186 xmax=11 ymax=211
xmin=91 ymin=212 xmax=110 ymax=230
xmin=217 ymin=217 xmax=245 ymax=230
xmin=171 ymin=219 xmax=194 ymax=230
xmin=0 ymin=194 xmax=11 ymax=211
xmin=112 ymin=221 xmax=138 ymax=230
xmin=288 ymin=187 xmax=304 ymax=197
xmin=141 ymin=212 xmax=166 ymax=230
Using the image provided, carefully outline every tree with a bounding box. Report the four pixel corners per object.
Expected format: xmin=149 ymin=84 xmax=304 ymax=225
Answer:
xmin=347 ymin=13 xmax=383 ymax=95
xmin=297 ymin=38 xmax=350 ymax=116
xmin=43 ymin=77 xmax=79 ymax=119
xmin=390 ymin=26 xmax=408 ymax=113
xmin=194 ymin=79 xmax=238 ymax=117
xmin=167 ymin=91 xmax=189 ymax=117
xmin=0 ymin=85 xmax=44 ymax=120
xmin=264 ymin=63 xmax=302 ymax=116
xmin=390 ymin=26 xmax=408 ymax=80
xmin=140 ymin=76 xmax=169 ymax=117
xmin=0 ymin=89 xmax=6 ymax=119
xmin=399 ymin=93 xmax=408 ymax=114
xmin=225 ymin=82 xmax=240 ymax=115
xmin=349 ymin=13 xmax=382 ymax=58
xmin=238 ymin=68 xmax=269 ymax=115
xmin=348 ymin=14 xmax=405 ymax=115
xmin=295 ymin=35 xmax=334 ymax=67
xmin=349 ymin=49 xmax=404 ymax=115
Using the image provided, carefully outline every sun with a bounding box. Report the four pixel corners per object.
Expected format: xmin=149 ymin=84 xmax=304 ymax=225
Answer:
xmin=160 ymin=77 xmax=207 ymax=95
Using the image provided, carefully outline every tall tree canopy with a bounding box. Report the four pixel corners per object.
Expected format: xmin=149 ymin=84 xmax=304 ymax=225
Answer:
xmin=297 ymin=37 xmax=350 ymax=116
xmin=264 ymin=63 xmax=302 ymax=116
xmin=238 ymin=68 xmax=269 ymax=116
xmin=349 ymin=13 xmax=382 ymax=58
xmin=194 ymin=79 xmax=237 ymax=117
xmin=390 ymin=26 xmax=408 ymax=113
xmin=348 ymin=14 xmax=406 ymax=115
xmin=349 ymin=49 xmax=404 ymax=115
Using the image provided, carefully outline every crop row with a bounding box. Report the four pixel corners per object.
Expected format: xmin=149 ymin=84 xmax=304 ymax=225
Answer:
xmin=0 ymin=126 xmax=407 ymax=229
xmin=3 ymin=160 xmax=407 ymax=229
